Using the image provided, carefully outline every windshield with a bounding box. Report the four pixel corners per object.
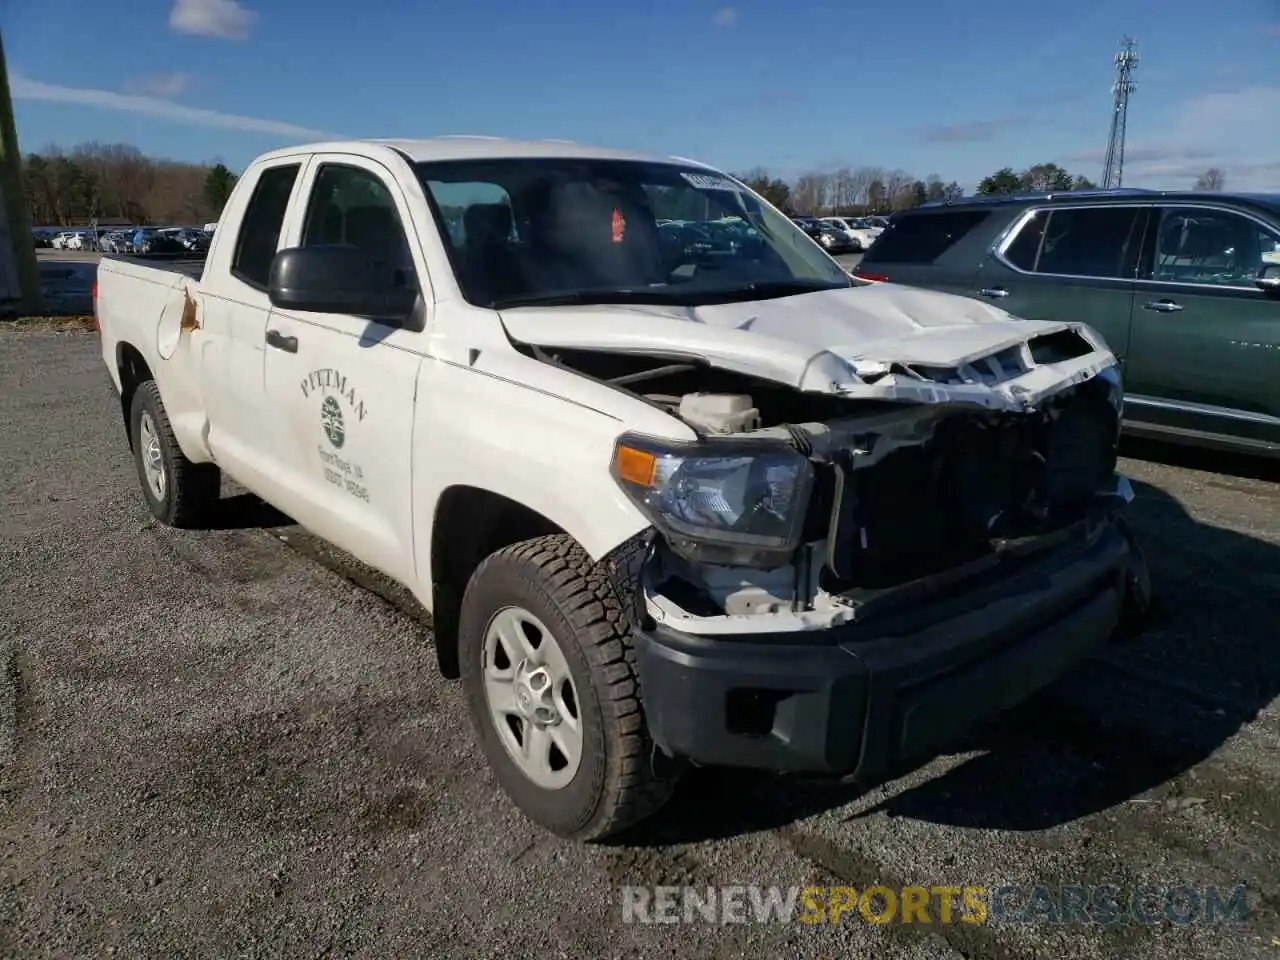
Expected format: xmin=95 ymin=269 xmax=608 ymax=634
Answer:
xmin=415 ymin=158 xmax=852 ymax=309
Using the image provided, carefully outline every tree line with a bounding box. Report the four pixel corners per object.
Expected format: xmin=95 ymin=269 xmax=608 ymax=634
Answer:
xmin=20 ymin=141 xmax=1232 ymax=229
xmin=733 ymin=159 xmax=1115 ymax=213
xmin=21 ymin=142 xmax=238 ymax=227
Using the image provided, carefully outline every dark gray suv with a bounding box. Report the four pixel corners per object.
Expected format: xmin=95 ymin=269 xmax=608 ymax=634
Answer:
xmin=854 ymin=190 xmax=1280 ymax=458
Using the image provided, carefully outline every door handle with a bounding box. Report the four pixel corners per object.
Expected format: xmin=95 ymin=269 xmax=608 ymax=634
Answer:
xmin=265 ymin=329 xmax=298 ymax=353
xmin=1142 ymin=299 xmax=1183 ymax=313
xmin=978 ymin=287 xmax=1009 ymax=299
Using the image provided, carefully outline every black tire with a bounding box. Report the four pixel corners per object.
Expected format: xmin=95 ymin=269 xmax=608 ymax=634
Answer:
xmin=459 ymin=534 xmax=680 ymax=841
xmin=1111 ymin=517 xmax=1154 ymax=641
xmin=129 ymin=380 xmax=221 ymax=528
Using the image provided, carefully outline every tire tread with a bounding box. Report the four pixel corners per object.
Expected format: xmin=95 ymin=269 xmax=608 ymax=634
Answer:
xmin=132 ymin=380 xmax=220 ymax=528
xmin=474 ymin=533 xmax=678 ymax=841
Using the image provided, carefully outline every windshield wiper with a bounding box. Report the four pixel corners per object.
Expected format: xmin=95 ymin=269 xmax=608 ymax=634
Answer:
xmin=490 ymin=288 xmax=686 ymax=309
xmin=490 ymin=277 xmax=850 ymax=310
xmin=736 ymin=278 xmax=850 ymax=298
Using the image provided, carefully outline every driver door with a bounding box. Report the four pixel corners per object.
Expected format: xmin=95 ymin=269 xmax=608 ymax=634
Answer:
xmin=261 ymin=154 xmax=430 ymax=584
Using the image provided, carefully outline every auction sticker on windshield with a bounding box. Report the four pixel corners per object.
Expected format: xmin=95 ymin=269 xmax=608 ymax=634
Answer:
xmin=680 ymin=172 xmax=742 ymax=192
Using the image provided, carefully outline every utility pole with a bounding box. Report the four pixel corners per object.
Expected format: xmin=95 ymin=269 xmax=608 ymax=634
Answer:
xmin=1100 ymin=37 xmax=1139 ymax=190
xmin=0 ymin=28 xmax=42 ymax=315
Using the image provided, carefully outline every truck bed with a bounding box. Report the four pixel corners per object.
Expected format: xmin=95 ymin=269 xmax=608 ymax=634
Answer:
xmin=103 ymin=254 xmax=206 ymax=280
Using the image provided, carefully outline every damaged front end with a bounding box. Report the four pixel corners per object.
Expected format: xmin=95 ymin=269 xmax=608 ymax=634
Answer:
xmin=549 ymin=332 xmax=1141 ymax=637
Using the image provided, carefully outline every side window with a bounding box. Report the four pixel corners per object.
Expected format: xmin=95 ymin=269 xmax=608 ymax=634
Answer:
xmin=300 ymin=164 xmax=417 ymax=285
xmin=1149 ymin=208 xmax=1280 ymax=287
xmin=1033 ymin=207 xmax=1142 ymax=279
xmin=859 ymin=210 xmax=991 ymax=265
xmin=231 ymin=163 xmax=300 ymax=289
xmin=1001 ymin=210 xmax=1048 ymax=271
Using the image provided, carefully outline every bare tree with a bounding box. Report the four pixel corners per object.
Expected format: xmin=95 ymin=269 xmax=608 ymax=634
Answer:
xmin=791 ymin=172 xmax=831 ymax=214
xmin=20 ymin=141 xmax=226 ymax=225
xmin=883 ymin=169 xmax=915 ymax=211
xmin=849 ymin=166 xmax=883 ymax=208
xmin=828 ymin=167 xmax=853 ymax=212
xmin=1193 ymin=167 xmax=1225 ymax=191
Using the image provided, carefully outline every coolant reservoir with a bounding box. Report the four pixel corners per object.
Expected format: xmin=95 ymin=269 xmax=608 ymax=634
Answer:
xmin=678 ymin=393 xmax=761 ymax=435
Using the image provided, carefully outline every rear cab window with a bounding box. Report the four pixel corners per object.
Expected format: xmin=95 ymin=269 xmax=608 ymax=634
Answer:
xmin=231 ymin=163 xmax=302 ymax=290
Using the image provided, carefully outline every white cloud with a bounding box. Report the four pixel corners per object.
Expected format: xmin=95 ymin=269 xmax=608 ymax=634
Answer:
xmin=11 ymin=72 xmax=337 ymax=139
xmin=121 ymin=73 xmax=191 ymax=98
xmin=170 ymin=0 xmax=257 ymax=40
xmin=711 ymin=6 xmax=738 ymax=27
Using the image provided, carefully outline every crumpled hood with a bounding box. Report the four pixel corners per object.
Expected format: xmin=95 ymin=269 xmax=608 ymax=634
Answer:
xmin=497 ymin=283 xmax=1118 ymax=412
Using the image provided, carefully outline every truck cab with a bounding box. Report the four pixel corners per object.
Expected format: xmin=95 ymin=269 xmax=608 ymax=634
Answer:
xmin=95 ymin=138 xmax=1150 ymax=842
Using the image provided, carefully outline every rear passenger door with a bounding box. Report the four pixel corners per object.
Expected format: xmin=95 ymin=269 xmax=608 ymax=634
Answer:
xmin=1123 ymin=204 xmax=1280 ymax=451
xmin=262 ymin=154 xmax=429 ymax=585
xmin=200 ymin=158 xmax=305 ymax=488
xmin=972 ymin=204 xmax=1147 ymax=365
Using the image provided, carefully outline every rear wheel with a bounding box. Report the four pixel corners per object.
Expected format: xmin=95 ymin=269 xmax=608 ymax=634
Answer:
xmin=129 ymin=380 xmax=220 ymax=528
xmin=459 ymin=534 xmax=680 ymax=841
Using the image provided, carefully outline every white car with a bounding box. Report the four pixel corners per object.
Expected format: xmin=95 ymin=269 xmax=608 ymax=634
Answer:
xmin=822 ymin=217 xmax=880 ymax=251
xmin=95 ymin=136 xmax=1148 ymax=842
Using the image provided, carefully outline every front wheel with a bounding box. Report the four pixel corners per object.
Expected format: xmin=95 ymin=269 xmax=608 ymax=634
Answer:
xmin=459 ymin=534 xmax=680 ymax=841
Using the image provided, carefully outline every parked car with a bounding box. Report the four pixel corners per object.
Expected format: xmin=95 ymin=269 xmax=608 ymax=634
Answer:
xmin=99 ymin=231 xmax=131 ymax=254
xmin=95 ymin=137 xmax=1149 ymax=842
xmin=845 ymin=216 xmax=884 ymax=239
xmin=820 ymin=217 xmax=878 ymax=252
xmin=166 ymin=227 xmax=211 ymax=253
xmin=853 ymin=189 xmax=1280 ymax=458
xmin=129 ymin=227 xmax=188 ymax=255
xmin=796 ymin=216 xmax=857 ymax=253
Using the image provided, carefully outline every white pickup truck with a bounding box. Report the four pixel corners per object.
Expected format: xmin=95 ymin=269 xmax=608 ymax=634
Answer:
xmin=96 ymin=137 xmax=1151 ymax=841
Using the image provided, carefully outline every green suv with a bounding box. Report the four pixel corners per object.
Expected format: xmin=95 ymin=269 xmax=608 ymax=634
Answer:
xmin=853 ymin=190 xmax=1280 ymax=458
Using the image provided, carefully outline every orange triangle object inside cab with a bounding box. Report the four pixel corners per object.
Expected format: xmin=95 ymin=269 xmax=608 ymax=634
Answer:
xmin=611 ymin=208 xmax=626 ymax=243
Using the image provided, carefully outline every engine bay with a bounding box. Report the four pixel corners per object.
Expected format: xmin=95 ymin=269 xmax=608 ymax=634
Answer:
xmin=524 ymin=342 xmax=1124 ymax=632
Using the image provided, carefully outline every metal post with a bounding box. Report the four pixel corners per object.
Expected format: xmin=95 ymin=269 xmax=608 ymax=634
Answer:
xmin=0 ymin=28 xmax=42 ymax=315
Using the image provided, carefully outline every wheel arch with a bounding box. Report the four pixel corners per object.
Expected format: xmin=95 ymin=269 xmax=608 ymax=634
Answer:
xmin=429 ymin=485 xmax=566 ymax=679
xmin=116 ymin=341 xmax=154 ymax=451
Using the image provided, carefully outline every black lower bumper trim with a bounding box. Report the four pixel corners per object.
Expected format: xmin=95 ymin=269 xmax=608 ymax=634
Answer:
xmin=633 ymin=518 xmax=1133 ymax=781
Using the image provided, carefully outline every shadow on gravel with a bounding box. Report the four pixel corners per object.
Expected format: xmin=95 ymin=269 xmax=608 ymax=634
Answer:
xmin=616 ymin=478 xmax=1280 ymax=845
xmin=207 ymin=493 xmax=294 ymax=530
xmin=1120 ymin=436 xmax=1279 ymax=483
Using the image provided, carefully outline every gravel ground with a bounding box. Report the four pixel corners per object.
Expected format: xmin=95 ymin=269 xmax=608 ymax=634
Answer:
xmin=1 ymin=328 xmax=1277 ymax=959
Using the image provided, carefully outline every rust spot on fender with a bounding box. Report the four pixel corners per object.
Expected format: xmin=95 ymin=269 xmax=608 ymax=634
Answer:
xmin=180 ymin=287 xmax=200 ymax=333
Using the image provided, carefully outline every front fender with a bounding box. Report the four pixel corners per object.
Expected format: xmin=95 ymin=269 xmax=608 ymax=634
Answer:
xmin=411 ymin=359 xmax=679 ymax=590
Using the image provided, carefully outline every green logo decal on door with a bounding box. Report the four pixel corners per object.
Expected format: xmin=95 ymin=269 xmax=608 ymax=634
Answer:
xmin=321 ymin=395 xmax=346 ymax=448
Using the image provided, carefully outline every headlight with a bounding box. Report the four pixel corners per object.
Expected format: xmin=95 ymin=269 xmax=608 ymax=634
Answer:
xmin=611 ymin=435 xmax=815 ymax=568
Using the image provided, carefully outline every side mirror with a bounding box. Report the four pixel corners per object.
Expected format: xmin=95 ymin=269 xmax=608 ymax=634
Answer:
xmin=1256 ymin=262 xmax=1280 ymax=296
xmin=268 ymin=245 xmax=418 ymax=321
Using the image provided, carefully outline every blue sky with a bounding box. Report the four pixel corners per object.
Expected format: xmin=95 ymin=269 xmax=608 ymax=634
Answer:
xmin=6 ymin=0 xmax=1280 ymax=192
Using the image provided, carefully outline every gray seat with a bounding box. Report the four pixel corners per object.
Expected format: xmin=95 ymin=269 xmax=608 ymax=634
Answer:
xmin=524 ymin=181 xmax=666 ymax=291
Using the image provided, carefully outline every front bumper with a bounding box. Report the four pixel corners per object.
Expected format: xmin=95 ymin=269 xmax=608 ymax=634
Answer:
xmin=632 ymin=514 xmax=1139 ymax=782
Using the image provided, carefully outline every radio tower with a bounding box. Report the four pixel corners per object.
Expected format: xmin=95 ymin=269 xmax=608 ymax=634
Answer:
xmin=1100 ymin=37 xmax=1139 ymax=189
